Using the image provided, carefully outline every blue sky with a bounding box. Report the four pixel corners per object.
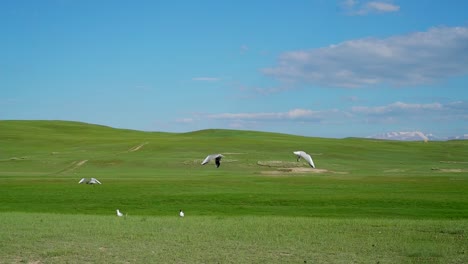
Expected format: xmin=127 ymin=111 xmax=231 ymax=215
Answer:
xmin=2 ymin=0 xmax=468 ymax=138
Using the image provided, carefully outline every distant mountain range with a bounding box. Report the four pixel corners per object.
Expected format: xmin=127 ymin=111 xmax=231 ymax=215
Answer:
xmin=367 ymin=131 xmax=468 ymax=141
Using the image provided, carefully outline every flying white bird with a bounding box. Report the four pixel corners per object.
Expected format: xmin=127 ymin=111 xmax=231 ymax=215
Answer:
xmin=89 ymin=178 xmax=102 ymax=184
xmin=293 ymin=151 xmax=315 ymax=168
xmin=78 ymin=178 xmax=102 ymax=184
xmin=201 ymin=154 xmax=224 ymax=168
xmin=179 ymin=209 xmax=184 ymax=217
xmin=116 ymin=209 xmax=124 ymax=217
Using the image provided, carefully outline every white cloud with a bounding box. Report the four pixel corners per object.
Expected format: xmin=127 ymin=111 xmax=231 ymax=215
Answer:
xmin=174 ymin=100 xmax=467 ymax=138
xmin=350 ymin=101 xmax=468 ymax=125
xmin=352 ymin=102 xmax=443 ymax=115
xmin=341 ymin=0 xmax=400 ymax=15
xmin=341 ymin=0 xmax=357 ymax=8
xmin=205 ymin=108 xmax=353 ymax=126
xmin=208 ymin=108 xmax=329 ymax=122
xmin=263 ymin=26 xmax=468 ymax=88
xmin=366 ymin=1 xmax=400 ymax=12
xmin=179 ymin=101 xmax=467 ymax=130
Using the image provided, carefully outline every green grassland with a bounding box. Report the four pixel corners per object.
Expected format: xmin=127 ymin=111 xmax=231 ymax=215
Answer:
xmin=0 ymin=120 xmax=467 ymax=263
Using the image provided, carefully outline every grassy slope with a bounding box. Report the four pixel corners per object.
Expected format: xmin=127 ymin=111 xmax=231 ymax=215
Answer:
xmin=1 ymin=120 xmax=467 ymax=218
xmin=0 ymin=120 xmax=467 ymax=263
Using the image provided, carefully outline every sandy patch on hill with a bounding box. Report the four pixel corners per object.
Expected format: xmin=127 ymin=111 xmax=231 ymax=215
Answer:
xmin=433 ymin=168 xmax=468 ymax=173
xmin=257 ymin=160 xmax=346 ymax=175
xmin=69 ymin=160 xmax=88 ymax=171
xmin=257 ymin=160 xmax=302 ymax=168
xmin=262 ymin=167 xmax=326 ymax=174
xmin=58 ymin=159 xmax=88 ymax=174
xmin=129 ymin=142 xmax=148 ymax=152
xmin=383 ymin=169 xmax=406 ymax=173
xmin=260 ymin=167 xmax=346 ymax=175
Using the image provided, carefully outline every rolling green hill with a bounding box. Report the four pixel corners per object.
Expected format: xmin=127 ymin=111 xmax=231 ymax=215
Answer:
xmin=1 ymin=120 xmax=467 ymax=218
xmin=1 ymin=120 xmax=467 ymax=263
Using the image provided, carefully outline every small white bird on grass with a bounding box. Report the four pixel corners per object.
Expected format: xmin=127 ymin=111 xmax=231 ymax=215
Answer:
xmin=201 ymin=154 xmax=224 ymax=168
xmin=78 ymin=178 xmax=102 ymax=184
xmin=116 ymin=209 xmax=125 ymax=217
xmin=293 ymin=151 xmax=315 ymax=168
xmin=179 ymin=209 xmax=184 ymax=217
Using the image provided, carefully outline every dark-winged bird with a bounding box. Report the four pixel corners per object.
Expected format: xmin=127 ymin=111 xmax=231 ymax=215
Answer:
xmin=201 ymin=154 xmax=224 ymax=168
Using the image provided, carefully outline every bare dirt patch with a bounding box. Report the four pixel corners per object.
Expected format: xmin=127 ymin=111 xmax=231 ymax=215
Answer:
xmin=57 ymin=160 xmax=88 ymax=174
xmin=128 ymin=142 xmax=148 ymax=152
xmin=261 ymin=167 xmax=346 ymax=175
xmin=434 ymin=168 xmax=468 ymax=173
xmin=75 ymin=160 xmax=88 ymax=167
xmin=384 ymin=169 xmax=406 ymax=173
xmin=257 ymin=160 xmax=302 ymax=168
xmin=257 ymin=160 xmax=347 ymax=175
xmin=440 ymin=161 xmax=468 ymax=164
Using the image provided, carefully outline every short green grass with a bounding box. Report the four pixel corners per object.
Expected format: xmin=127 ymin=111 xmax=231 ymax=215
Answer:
xmin=1 ymin=213 xmax=466 ymax=264
xmin=0 ymin=120 xmax=467 ymax=263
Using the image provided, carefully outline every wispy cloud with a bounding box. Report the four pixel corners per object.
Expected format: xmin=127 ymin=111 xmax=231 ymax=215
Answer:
xmin=341 ymin=0 xmax=358 ymax=9
xmin=192 ymin=77 xmax=221 ymax=82
xmin=352 ymin=102 xmax=443 ymax=115
xmin=351 ymin=101 xmax=468 ymax=124
xmin=366 ymin=1 xmax=400 ymax=13
xmin=263 ymin=26 xmax=468 ymax=88
xmin=178 ymin=101 xmax=468 ymax=131
xmin=207 ymin=108 xmax=347 ymax=123
xmin=340 ymin=0 xmax=400 ymax=15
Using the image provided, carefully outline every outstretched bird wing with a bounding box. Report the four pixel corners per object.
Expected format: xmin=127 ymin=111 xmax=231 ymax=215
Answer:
xmin=89 ymin=178 xmax=102 ymax=184
xmin=294 ymin=151 xmax=315 ymax=168
xmin=78 ymin=178 xmax=87 ymax=184
xmin=302 ymin=153 xmax=315 ymax=168
xmin=202 ymin=154 xmax=223 ymax=166
xmin=215 ymin=156 xmax=222 ymax=168
xmin=201 ymin=155 xmax=213 ymax=165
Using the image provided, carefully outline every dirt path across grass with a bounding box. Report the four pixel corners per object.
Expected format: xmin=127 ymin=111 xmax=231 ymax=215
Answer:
xmin=128 ymin=142 xmax=148 ymax=152
xmin=433 ymin=168 xmax=468 ymax=173
xmin=57 ymin=159 xmax=88 ymax=174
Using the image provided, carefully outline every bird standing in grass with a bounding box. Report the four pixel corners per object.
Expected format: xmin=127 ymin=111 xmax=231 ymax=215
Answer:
xmin=116 ymin=209 xmax=124 ymax=217
xmin=179 ymin=209 xmax=184 ymax=217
